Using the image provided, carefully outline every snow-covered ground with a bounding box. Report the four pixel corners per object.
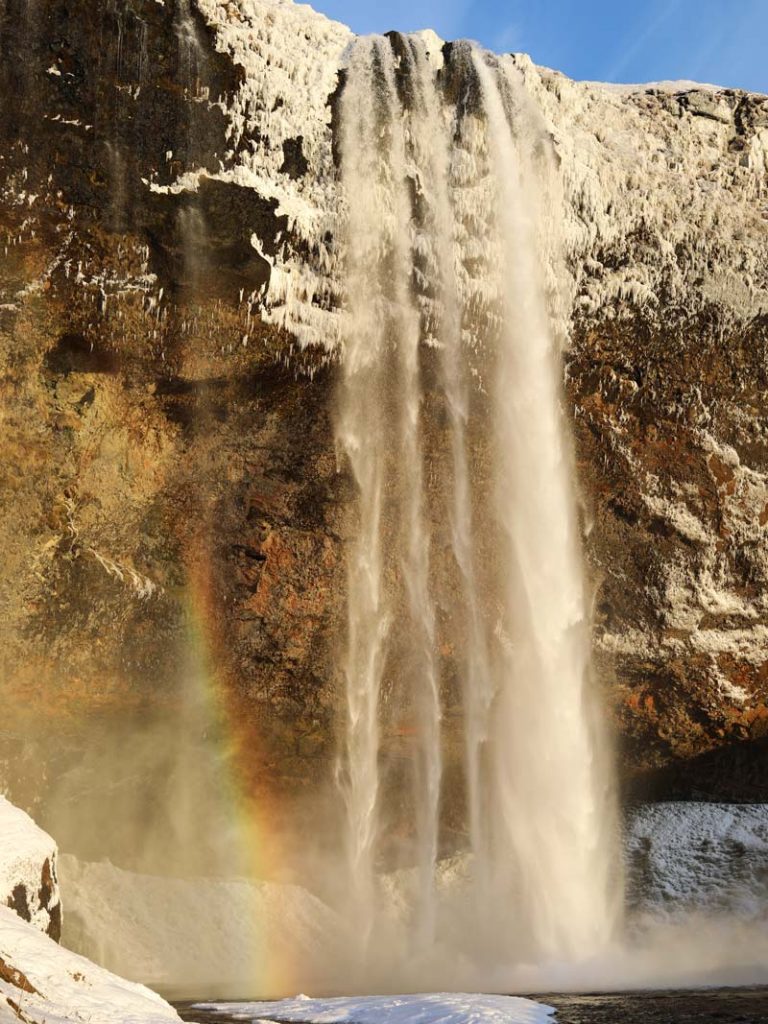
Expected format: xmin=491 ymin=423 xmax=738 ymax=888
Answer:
xmin=194 ymin=993 xmax=554 ymax=1024
xmin=0 ymin=798 xmax=186 ymax=1024
xmin=0 ymin=904 xmax=183 ymax=1024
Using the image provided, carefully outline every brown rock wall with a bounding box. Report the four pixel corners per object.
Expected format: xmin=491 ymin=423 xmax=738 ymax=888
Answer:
xmin=1 ymin=1 xmax=767 ymax=870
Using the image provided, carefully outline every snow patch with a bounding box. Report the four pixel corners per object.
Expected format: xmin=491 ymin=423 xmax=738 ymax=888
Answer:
xmin=196 ymin=993 xmax=554 ymax=1024
xmin=0 ymin=801 xmax=182 ymax=1024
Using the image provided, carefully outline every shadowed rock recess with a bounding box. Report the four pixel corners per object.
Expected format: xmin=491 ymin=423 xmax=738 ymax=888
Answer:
xmin=0 ymin=0 xmax=767 ymax=865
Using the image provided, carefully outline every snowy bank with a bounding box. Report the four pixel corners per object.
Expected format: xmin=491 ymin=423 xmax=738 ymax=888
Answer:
xmin=0 ymin=796 xmax=61 ymax=940
xmin=194 ymin=993 xmax=554 ymax=1024
xmin=0 ymin=904 xmax=182 ymax=1024
xmin=0 ymin=799 xmax=185 ymax=1024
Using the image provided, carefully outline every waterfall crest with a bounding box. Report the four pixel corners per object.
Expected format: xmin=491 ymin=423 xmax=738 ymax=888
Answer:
xmin=335 ymin=34 xmax=620 ymax=983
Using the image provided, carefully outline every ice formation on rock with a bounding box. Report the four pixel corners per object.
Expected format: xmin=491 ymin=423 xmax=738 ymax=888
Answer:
xmin=190 ymin=0 xmax=768 ymax=348
xmin=193 ymin=0 xmax=352 ymax=346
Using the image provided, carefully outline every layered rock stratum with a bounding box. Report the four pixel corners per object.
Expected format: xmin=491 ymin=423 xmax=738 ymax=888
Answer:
xmin=1 ymin=0 xmax=767 ymax=861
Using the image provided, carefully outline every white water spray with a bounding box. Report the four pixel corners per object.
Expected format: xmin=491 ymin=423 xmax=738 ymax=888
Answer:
xmin=336 ymin=35 xmax=619 ymax=981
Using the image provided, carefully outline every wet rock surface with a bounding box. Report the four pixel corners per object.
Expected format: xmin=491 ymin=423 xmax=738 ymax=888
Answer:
xmin=543 ymin=989 xmax=768 ymax=1024
xmin=569 ymin=310 xmax=768 ymax=798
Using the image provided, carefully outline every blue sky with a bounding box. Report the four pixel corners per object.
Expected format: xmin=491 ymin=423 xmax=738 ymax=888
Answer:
xmin=313 ymin=0 xmax=768 ymax=94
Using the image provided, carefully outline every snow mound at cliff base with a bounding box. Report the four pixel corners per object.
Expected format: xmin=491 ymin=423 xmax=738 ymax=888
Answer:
xmin=59 ymin=853 xmax=346 ymax=993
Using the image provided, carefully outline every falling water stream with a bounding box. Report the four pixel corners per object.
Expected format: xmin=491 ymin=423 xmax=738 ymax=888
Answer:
xmin=335 ymin=34 xmax=620 ymax=981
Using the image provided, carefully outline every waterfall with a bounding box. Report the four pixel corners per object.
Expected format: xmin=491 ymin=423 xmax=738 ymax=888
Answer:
xmin=335 ymin=34 xmax=619 ymax=981
xmin=175 ymin=0 xmax=204 ymax=98
xmin=468 ymin=49 xmax=618 ymax=960
xmin=335 ymin=36 xmax=442 ymax=953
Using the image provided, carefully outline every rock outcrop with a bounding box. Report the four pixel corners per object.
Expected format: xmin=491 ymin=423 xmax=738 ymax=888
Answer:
xmin=0 ymin=797 xmax=61 ymax=942
xmin=0 ymin=0 xmax=767 ymax=865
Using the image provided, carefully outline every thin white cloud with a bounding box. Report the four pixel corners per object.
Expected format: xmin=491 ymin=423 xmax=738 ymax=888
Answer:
xmin=606 ymin=0 xmax=684 ymax=83
xmin=495 ymin=20 xmax=522 ymax=53
xmin=686 ymin=0 xmax=766 ymax=89
xmin=401 ymin=0 xmax=474 ymax=40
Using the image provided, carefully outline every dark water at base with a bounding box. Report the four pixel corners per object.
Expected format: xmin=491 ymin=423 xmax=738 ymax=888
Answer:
xmin=174 ymin=988 xmax=768 ymax=1024
xmin=543 ymin=989 xmax=768 ymax=1023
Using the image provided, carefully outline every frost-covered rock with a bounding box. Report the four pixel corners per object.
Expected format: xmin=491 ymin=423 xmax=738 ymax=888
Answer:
xmin=170 ymin=2 xmax=768 ymax=350
xmin=195 ymin=0 xmax=353 ymax=348
xmin=516 ymin=68 xmax=768 ymax=327
xmin=0 ymin=797 xmax=61 ymax=941
xmin=183 ymin=4 xmax=768 ymax=347
xmin=626 ymin=802 xmax=768 ymax=918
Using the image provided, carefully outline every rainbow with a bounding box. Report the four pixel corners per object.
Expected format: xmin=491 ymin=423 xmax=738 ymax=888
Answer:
xmin=182 ymin=545 xmax=297 ymax=998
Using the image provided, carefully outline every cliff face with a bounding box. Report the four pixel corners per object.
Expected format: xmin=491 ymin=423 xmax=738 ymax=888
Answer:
xmin=520 ymin=67 xmax=768 ymax=794
xmin=1 ymin=0 xmax=767 ymax=860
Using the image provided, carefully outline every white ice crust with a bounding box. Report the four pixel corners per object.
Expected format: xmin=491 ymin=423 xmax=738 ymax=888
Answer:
xmin=197 ymin=993 xmax=555 ymax=1024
